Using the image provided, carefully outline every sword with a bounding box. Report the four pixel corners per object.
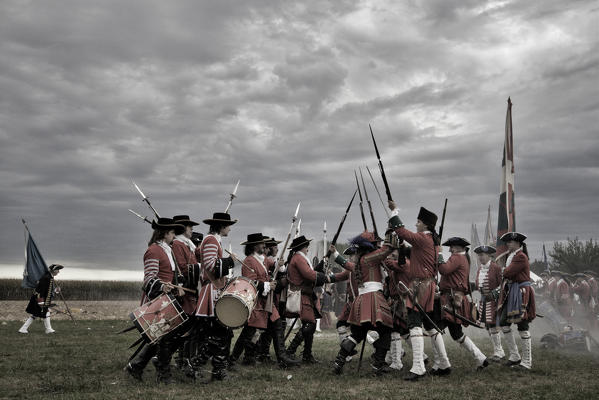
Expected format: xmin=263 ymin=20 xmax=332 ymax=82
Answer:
xmin=366 ymin=165 xmax=390 ymax=218
xmin=369 ymin=124 xmax=393 ymax=202
xmin=128 ymin=209 xmax=152 ymax=224
xmin=224 ymin=179 xmax=240 ymax=213
xmin=397 ymin=281 xmax=445 ymax=334
xmin=132 ymin=181 xmax=160 ymax=219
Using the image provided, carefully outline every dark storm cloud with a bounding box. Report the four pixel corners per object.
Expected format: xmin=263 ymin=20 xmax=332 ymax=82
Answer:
xmin=1 ymin=0 xmax=597 ymax=278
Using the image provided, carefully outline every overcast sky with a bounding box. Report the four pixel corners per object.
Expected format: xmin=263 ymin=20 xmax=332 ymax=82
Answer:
xmin=1 ymin=0 xmax=597 ymax=280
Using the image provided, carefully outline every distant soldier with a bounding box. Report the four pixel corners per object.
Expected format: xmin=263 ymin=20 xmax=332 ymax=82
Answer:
xmin=555 ymin=271 xmax=573 ymax=320
xmin=474 ymin=245 xmax=505 ymax=362
xmin=195 ymin=212 xmax=237 ymax=382
xmin=387 ymin=201 xmax=450 ymax=381
xmin=438 ymin=237 xmax=488 ymax=371
xmin=330 ymin=231 xmax=395 ymax=376
xmin=19 ymin=264 xmax=64 ymax=334
xmin=125 ymin=218 xmax=186 ymax=383
xmin=497 ymin=232 xmax=536 ymax=370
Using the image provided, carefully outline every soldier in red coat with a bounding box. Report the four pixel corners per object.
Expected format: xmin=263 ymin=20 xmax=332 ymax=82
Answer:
xmin=195 ymin=212 xmax=237 ymax=381
xmin=333 ymin=247 xmax=360 ymax=363
xmin=387 ymin=201 xmax=449 ymax=381
xmin=497 ymin=232 xmax=536 ymax=370
xmin=125 ymin=218 xmax=186 ymax=384
xmin=474 ymin=245 xmax=505 ymax=362
xmin=285 ymin=235 xmax=332 ymax=363
xmin=554 ymin=272 xmax=573 ymax=320
xmin=330 ymin=231 xmax=395 ymax=376
xmin=438 ymin=237 xmax=488 ymax=371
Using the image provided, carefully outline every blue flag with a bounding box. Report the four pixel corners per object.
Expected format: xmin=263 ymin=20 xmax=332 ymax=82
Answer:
xmin=22 ymin=229 xmax=49 ymax=289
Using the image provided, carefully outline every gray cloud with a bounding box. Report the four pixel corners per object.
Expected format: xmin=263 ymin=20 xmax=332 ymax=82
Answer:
xmin=1 ymin=0 xmax=597 ymax=277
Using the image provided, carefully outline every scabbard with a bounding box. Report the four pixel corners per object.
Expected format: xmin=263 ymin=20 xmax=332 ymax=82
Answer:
xmin=441 ymin=305 xmax=484 ymax=328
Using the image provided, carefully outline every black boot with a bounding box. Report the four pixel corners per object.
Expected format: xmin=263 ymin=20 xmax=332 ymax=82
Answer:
xmin=155 ymin=340 xmax=176 ymax=385
xmin=256 ymin=330 xmax=274 ymax=363
xmin=272 ymin=320 xmax=301 ymax=368
xmin=286 ymin=329 xmax=304 ymax=359
xmin=371 ymin=346 xmax=392 ymax=376
xmin=333 ymin=338 xmax=357 ymax=375
xmin=127 ymin=343 xmax=157 ymax=380
xmin=302 ymin=322 xmax=319 ymax=364
xmin=229 ymin=325 xmax=252 ymax=366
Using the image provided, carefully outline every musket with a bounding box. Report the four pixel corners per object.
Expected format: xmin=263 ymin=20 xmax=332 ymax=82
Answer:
xmin=366 ymin=165 xmax=390 ymax=218
xmin=273 ymin=202 xmax=301 ymax=278
xmin=441 ymin=305 xmax=484 ymax=329
xmin=359 ymin=167 xmax=378 ymax=238
xmin=354 ymin=170 xmax=368 ymax=231
xmin=132 ymin=181 xmax=160 ymax=219
xmin=224 ymin=180 xmax=240 ymax=213
xmin=439 ymin=198 xmax=448 ymax=242
xmin=324 ymin=190 xmax=358 ymax=260
xmin=369 ymin=124 xmax=393 ymax=202
xmin=397 ymin=281 xmax=444 ymax=334
xmin=128 ymin=209 xmax=152 ymax=225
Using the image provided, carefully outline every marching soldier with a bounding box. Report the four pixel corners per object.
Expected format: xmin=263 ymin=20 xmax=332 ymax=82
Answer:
xmin=330 ymin=231 xmax=395 ymax=376
xmin=387 ymin=201 xmax=450 ymax=381
xmin=125 ymin=218 xmax=186 ymax=384
xmin=19 ymin=264 xmax=64 ymax=334
xmin=171 ymin=215 xmax=202 ymax=377
xmin=497 ymin=232 xmax=536 ymax=370
xmin=554 ymin=271 xmax=573 ymax=321
xmin=438 ymin=237 xmax=488 ymax=371
xmin=285 ymin=235 xmax=332 ymax=363
xmin=195 ymin=212 xmax=237 ymax=381
xmin=474 ymin=245 xmax=505 ymax=362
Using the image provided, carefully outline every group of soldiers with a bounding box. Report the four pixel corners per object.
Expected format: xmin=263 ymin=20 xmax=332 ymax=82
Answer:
xmin=537 ymin=269 xmax=598 ymax=329
xmin=120 ymin=196 xmax=539 ymax=384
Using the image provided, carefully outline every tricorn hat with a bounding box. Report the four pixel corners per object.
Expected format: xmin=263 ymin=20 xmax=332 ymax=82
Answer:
xmin=49 ymin=264 xmax=64 ymax=272
xmin=343 ymin=246 xmax=358 ymax=255
xmin=474 ymin=245 xmax=497 ymax=254
xmin=442 ymin=237 xmax=470 ymax=247
xmin=203 ymin=212 xmax=238 ymax=226
xmin=417 ymin=207 xmax=438 ymax=227
xmin=240 ymin=233 xmax=269 ymax=246
xmin=173 ymin=215 xmax=199 ymax=226
xmin=288 ymin=235 xmax=312 ymax=250
xmin=500 ymin=232 xmax=527 ymax=243
xmin=152 ymin=218 xmax=185 ymax=235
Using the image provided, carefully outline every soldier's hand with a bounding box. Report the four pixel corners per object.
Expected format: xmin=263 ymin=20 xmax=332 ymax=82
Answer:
xmin=162 ymin=284 xmax=172 ymax=294
xmin=329 ymin=244 xmax=337 ymax=254
xmin=388 ymin=200 xmax=397 ymax=210
xmin=270 ymin=281 xmax=277 ymax=292
xmin=177 ymin=286 xmax=185 ymax=297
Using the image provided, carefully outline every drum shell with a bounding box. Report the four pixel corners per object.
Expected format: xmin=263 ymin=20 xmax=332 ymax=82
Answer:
xmin=130 ymin=293 xmax=188 ymax=344
xmin=215 ymin=276 xmax=258 ymax=328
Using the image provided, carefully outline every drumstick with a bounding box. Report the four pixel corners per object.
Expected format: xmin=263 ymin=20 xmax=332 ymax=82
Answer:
xmin=163 ymin=282 xmax=196 ymax=294
xmin=224 ymin=249 xmax=257 ymax=275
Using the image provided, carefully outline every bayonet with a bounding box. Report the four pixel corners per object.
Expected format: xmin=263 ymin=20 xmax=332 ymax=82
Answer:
xmin=132 ymin=181 xmax=160 ymax=218
xmin=128 ymin=209 xmax=152 ymax=225
xmin=224 ymin=179 xmax=240 ymax=213
xmin=354 ymin=170 xmax=368 ymax=231
xmin=369 ymin=124 xmax=393 ymax=202
xmin=366 ymin=166 xmax=390 ymax=218
xmin=359 ymin=167 xmax=378 ymax=239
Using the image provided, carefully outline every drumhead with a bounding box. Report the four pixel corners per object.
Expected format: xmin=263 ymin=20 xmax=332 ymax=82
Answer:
xmin=215 ymin=296 xmax=249 ymax=328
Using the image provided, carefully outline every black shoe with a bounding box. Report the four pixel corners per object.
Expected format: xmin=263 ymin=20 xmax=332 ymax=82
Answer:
xmin=488 ymin=355 xmax=504 ymax=363
xmin=208 ymin=371 xmax=233 ymax=382
xmin=302 ymin=355 xmax=320 ymax=364
xmin=404 ymin=371 xmax=426 ymax=381
xmin=429 ymin=367 xmax=451 ymax=376
xmin=505 ymin=359 xmax=521 ymax=367
xmin=372 ymin=363 xmax=393 ymax=376
xmin=124 ymin=363 xmax=143 ymax=381
xmin=477 ymin=359 xmax=489 ymax=371
xmin=156 ymin=370 xmax=175 ymax=385
xmin=510 ymin=363 xmax=531 ymax=371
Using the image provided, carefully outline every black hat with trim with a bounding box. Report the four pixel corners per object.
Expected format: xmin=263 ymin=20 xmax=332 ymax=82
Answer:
xmin=499 ymin=232 xmax=527 ymax=243
xmin=49 ymin=264 xmax=64 ymax=272
xmin=173 ymin=215 xmax=199 ymax=226
xmin=202 ymin=212 xmax=238 ymax=226
xmin=152 ymin=218 xmax=185 ymax=235
xmin=240 ymin=233 xmax=269 ymax=246
xmin=474 ymin=245 xmax=497 ymax=254
xmin=288 ymin=235 xmax=312 ymax=250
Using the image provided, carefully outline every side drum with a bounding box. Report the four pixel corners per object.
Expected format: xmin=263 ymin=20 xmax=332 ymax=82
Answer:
xmin=130 ymin=293 xmax=188 ymax=344
xmin=215 ymin=276 xmax=258 ymax=328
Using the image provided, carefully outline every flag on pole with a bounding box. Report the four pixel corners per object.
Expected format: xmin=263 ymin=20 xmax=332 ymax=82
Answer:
xmin=22 ymin=220 xmax=49 ymax=289
xmin=496 ymin=98 xmax=516 ymax=263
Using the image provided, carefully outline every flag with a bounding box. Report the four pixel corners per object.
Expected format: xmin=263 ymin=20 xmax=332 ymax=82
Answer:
xmin=496 ymin=98 xmax=516 ymax=262
xmin=469 ymin=223 xmax=482 ymax=282
xmin=483 ymin=205 xmax=496 ymax=246
xmin=22 ymin=221 xmax=49 ymax=289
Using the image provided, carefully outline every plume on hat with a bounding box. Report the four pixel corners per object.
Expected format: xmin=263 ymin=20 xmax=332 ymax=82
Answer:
xmin=348 ymin=234 xmax=376 ymax=250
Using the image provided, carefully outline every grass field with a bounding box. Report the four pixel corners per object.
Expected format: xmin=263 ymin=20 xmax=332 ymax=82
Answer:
xmin=2 ymin=320 xmax=599 ymax=400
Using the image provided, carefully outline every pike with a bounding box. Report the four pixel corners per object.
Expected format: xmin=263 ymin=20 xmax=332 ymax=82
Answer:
xmin=398 ymin=281 xmax=444 ymax=334
xmin=294 ymin=218 xmax=302 ymax=238
xmin=366 ymin=165 xmax=390 ymax=218
xmin=354 ymin=170 xmax=368 ymax=231
xmin=359 ymin=167 xmax=378 ymax=239
xmin=132 ymin=181 xmax=160 ymax=219
xmin=128 ymin=209 xmax=152 ymax=225
xmin=439 ymin=198 xmax=448 ymax=243
xmin=224 ymin=179 xmax=240 ymax=213
xmin=369 ymin=124 xmax=393 ymax=202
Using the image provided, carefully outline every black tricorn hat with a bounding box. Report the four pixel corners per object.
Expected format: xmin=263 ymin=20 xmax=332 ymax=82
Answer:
xmin=442 ymin=237 xmax=470 ymax=247
xmin=202 ymin=212 xmax=238 ymax=226
xmin=49 ymin=264 xmax=64 ymax=272
xmin=417 ymin=207 xmax=438 ymax=227
xmin=288 ymin=235 xmax=312 ymax=250
xmin=265 ymin=237 xmax=282 ymax=246
xmin=474 ymin=245 xmax=497 ymax=254
xmin=173 ymin=215 xmax=199 ymax=226
xmin=240 ymin=233 xmax=269 ymax=246
xmin=152 ymin=218 xmax=185 ymax=235
xmin=500 ymin=232 xmax=527 ymax=243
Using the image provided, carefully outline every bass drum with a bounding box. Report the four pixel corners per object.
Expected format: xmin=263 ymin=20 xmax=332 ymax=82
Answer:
xmin=215 ymin=276 xmax=257 ymax=328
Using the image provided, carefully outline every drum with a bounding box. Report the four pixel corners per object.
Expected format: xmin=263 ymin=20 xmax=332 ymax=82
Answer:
xmin=130 ymin=293 xmax=188 ymax=344
xmin=215 ymin=276 xmax=258 ymax=328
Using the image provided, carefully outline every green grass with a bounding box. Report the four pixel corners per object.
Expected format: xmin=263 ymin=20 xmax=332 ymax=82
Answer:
xmin=0 ymin=279 xmax=140 ymax=301
xmin=1 ymin=320 xmax=598 ymax=399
